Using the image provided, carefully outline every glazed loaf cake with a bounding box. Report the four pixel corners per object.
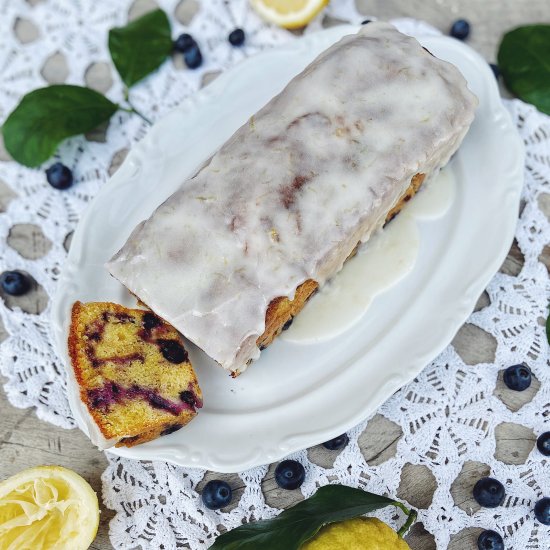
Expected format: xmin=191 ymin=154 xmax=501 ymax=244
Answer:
xmin=107 ymin=23 xmax=477 ymax=375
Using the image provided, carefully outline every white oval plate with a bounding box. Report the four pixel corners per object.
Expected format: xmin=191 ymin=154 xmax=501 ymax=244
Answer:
xmin=52 ymin=26 xmax=523 ymax=473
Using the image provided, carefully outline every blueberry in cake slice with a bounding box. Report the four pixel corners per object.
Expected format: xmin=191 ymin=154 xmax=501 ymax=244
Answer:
xmin=68 ymin=301 xmax=202 ymax=448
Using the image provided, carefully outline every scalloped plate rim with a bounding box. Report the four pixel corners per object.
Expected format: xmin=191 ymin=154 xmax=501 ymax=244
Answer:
xmin=51 ymin=26 xmax=524 ymax=472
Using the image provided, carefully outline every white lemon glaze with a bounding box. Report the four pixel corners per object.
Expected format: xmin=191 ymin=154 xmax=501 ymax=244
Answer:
xmin=281 ymin=167 xmax=456 ymax=343
xmin=107 ymin=23 xmax=477 ymax=374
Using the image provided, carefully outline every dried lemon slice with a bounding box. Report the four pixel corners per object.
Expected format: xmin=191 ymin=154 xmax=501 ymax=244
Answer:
xmin=0 ymin=466 xmax=99 ymax=550
xmin=250 ymin=0 xmax=329 ymax=29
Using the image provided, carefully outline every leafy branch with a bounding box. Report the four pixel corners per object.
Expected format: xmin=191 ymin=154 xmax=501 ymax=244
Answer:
xmin=120 ymin=88 xmax=152 ymax=125
xmin=209 ymin=484 xmax=417 ymax=550
xmin=1 ymin=9 xmax=173 ymax=168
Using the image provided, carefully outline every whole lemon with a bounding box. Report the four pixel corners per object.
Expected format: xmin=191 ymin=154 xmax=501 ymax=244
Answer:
xmin=302 ymin=517 xmax=411 ymax=550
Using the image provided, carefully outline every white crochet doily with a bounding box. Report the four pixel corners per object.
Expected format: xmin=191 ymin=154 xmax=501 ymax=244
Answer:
xmin=0 ymin=1 xmax=549 ymax=549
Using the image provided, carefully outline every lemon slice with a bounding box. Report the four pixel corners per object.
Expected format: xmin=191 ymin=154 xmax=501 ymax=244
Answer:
xmin=0 ymin=466 xmax=99 ymax=550
xmin=250 ymin=0 xmax=329 ymax=29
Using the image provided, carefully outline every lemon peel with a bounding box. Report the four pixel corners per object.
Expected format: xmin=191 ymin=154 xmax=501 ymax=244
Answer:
xmin=302 ymin=517 xmax=411 ymax=550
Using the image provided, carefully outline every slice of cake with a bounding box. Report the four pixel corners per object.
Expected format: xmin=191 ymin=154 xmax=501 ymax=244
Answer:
xmin=68 ymin=301 xmax=202 ymax=448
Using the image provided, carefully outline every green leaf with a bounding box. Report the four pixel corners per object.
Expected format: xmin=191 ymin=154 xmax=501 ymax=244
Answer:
xmin=210 ymin=485 xmax=397 ymax=550
xmin=1 ymin=85 xmax=118 ymax=168
xmin=498 ymin=25 xmax=550 ymax=115
xmin=109 ymin=9 xmax=173 ymax=88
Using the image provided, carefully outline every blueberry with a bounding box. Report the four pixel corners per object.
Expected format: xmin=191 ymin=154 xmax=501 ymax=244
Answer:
xmin=477 ymin=530 xmax=504 ymax=550
xmin=503 ymin=364 xmax=531 ymax=391
xmin=282 ymin=317 xmax=293 ymax=331
xmin=160 ymin=423 xmax=183 ymax=436
xmin=275 ymin=460 xmax=305 ymax=490
xmin=537 ymin=432 xmax=550 ymax=456
xmin=174 ymin=33 xmax=195 ymax=52
xmin=473 ymin=477 xmax=505 ymax=508
xmin=534 ymin=497 xmax=550 ymax=525
xmin=184 ymin=43 xmax=202 ymax=69
xmin=202 ymin=480 xmax=232 ymax=510
xmin=228 ymin=28 xmax=245 ymax=47
xmin=450 ymin=19 xmax=470 ymax=40
xmin=158 ymin=339 xmax=188 ymax=364
xmin=0 ymin=271 xmax=31 ymax=296
xmin=143 ymin=312 xmax=161 ymax=331
xmin=45 ymin=162 xmax=73 ymax=190
xmin=179 ymin=390 xmax=197 ymax=406
xmin=147 ymin=392 xmax=174 ymax=411
xmin=490 ymin=63 xmax=500 ymax=79
xmin=322 ymin=434 xmax=349 ymax=450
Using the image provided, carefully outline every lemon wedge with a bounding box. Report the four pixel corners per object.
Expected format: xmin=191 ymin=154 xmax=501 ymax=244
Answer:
xmin=0 ymin=466 xmax=99 ymax=550
xmin=302 ymin=517 xmax=411 ymax=550
xmin=250 ymin=0 xmax=329 ymax=29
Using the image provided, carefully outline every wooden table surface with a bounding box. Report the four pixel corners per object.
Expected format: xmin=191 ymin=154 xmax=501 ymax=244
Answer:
xmin=1 ymin=1 xmax=548 ymax=549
